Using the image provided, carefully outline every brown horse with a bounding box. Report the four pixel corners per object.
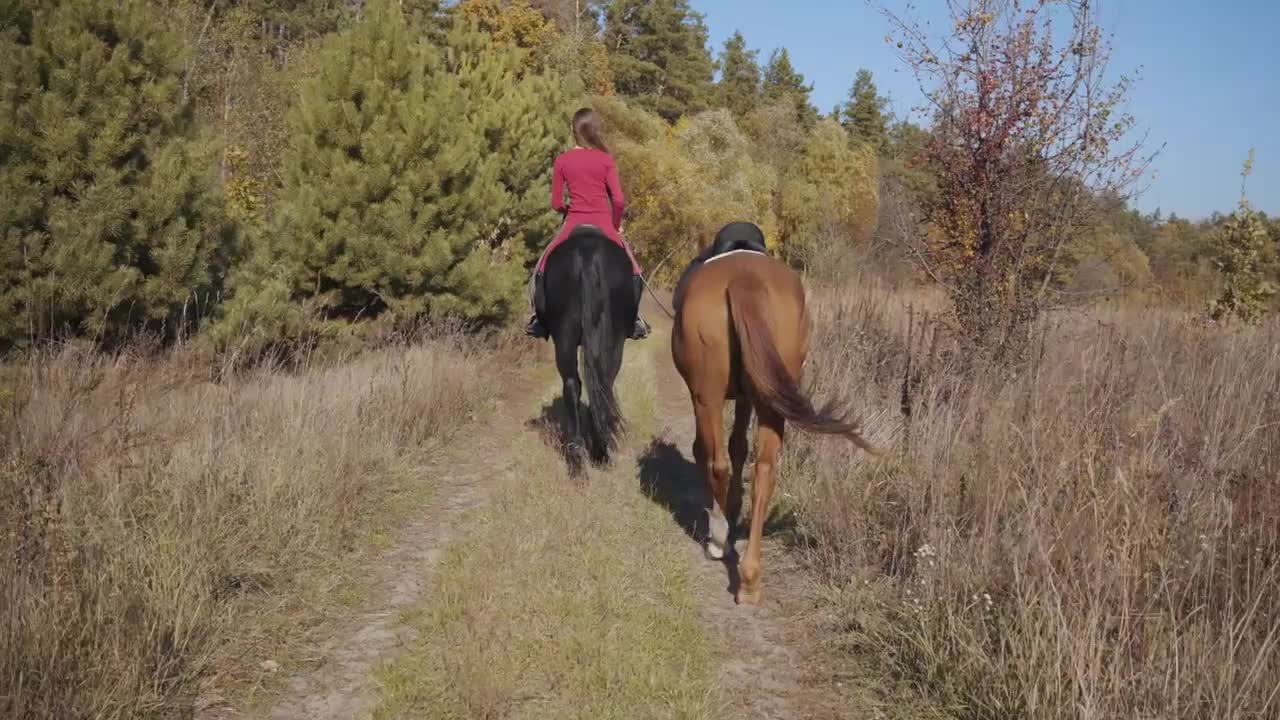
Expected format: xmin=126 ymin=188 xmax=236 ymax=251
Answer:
xmin=670 ymin=222 xmax=880 ymax=606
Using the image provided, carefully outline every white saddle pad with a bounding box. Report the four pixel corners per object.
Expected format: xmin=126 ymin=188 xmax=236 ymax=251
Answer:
xmin=702 ymin=248 xmax=767 ymax=265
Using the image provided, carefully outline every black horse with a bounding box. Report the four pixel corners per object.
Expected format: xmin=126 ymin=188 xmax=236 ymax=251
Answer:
xmin=533 ymin=225 xmax=640 ymax=471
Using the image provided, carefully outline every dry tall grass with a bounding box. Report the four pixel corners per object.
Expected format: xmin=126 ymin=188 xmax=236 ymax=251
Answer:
xmin=785 ymin=277 xmax=1280 ymax=719
xmin=1 ymin=327 xmax=528 ymax=719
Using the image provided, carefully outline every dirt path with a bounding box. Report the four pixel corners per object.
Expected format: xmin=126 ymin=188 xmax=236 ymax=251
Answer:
xmin=368 ymin=321 xmax=723 ymax=719
xmin=203 ymin=291 xmax=863 ymax=719
xmin=640 ymin=288 xmax=864 ymax=720
xmin=197 ymin=354 xmax=553 ymax=720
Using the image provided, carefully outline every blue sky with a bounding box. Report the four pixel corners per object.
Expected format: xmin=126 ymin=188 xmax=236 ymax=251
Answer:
xmin=690 ymin=0 xmax=1279 ymax=219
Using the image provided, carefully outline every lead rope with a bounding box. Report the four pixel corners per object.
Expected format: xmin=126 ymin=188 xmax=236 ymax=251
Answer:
xmin=633 ymin=244 xmax=678 ymax=320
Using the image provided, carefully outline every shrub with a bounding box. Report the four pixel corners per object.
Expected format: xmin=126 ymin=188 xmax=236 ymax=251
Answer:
xmin=211 ymin=0 xmax=566 ymax=354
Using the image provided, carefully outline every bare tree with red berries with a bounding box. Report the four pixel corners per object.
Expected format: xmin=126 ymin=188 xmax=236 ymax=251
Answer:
xmin=883 ymin=0 xmax=1159 ymax=363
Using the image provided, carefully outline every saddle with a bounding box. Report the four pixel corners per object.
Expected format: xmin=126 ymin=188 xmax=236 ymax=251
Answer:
xmin=533 ymin=223 xmax=637 ymax=320
xmin=673 ymin=221 xmax=770 ymax=312
xmin=700 ymin=221 xmax=769 ymax=263
xmin=567 ymin=223 xmax=604 ymax=236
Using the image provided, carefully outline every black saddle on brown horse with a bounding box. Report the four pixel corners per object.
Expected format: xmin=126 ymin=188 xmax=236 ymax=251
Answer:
xmin=673 ymin=221 xmax=770 ymax=313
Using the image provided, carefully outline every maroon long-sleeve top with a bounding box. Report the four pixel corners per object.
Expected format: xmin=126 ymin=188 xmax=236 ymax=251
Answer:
xmin=538 ymin=147 xmax=641 ymax=273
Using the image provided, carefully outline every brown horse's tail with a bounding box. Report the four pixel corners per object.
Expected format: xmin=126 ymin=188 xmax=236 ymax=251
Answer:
xmin=727 ymin=276 xmax=881 ymax=455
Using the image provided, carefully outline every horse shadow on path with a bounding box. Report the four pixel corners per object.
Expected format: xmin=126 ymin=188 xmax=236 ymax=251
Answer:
xmin=636 ymin=435 xmax=799 ymax=598
xmin=525 ymin=396 xmax=596 ymax=477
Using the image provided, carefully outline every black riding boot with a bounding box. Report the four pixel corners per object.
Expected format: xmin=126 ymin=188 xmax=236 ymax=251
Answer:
xmin=630 ymin=275 xmax=651 ymax=340
xmin=525 ymin=272 xmax=550 ymax=339
xmin=524 ymin=314 xmax=549 ymax=338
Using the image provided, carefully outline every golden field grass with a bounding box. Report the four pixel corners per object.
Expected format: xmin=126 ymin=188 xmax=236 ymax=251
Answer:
xmin=783 ymin=276 xmax=1280 ymax=719
xmin=1 ymin=327 xmax=530 ymax=720
xmin=5 ymin=270 xmax=1278 ymax=720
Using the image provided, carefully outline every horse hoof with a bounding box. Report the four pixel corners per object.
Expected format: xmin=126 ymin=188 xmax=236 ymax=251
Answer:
xmin=564 ymin=444 xmax=586 ymax=476
xmin=735 ymin=586 xmax=763 ymax=606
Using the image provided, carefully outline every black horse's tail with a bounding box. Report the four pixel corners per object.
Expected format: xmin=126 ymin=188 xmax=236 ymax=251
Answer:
xmin=580 ymin=247 xmax=624 ymax=455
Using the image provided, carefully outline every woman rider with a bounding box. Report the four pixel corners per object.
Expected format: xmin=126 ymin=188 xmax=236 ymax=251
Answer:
xmin=524 ymin=107 xmax=650 ymax=340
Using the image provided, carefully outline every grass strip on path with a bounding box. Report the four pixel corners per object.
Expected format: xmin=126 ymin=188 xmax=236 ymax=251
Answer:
xmin=371 ymin=347 xmax=720 ymax=720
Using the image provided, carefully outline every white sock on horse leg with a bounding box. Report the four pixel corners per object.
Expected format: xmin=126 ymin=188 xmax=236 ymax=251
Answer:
xmin=706 ymin=502 xmax=729 ymax=559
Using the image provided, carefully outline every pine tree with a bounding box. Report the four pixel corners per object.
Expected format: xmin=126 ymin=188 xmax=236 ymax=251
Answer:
xmin=213 ymin=0 xmax=565 ymax=348
xmin=0 ymin=0 xmax=226 ymax=348
xmin=883 ymin=118 xmax=936 ymax=202
xmin=714 ymin=30 xmax=760 ymax=118
xmin=761 ymin=47 xmax=817 ymax=126
xmin=841 ymin=68 xmax=889 ymax=154
xmin=762 ymin=47 xmax=805 ymax=100
xmin=601 ymin=0 xmax=715 ymax=122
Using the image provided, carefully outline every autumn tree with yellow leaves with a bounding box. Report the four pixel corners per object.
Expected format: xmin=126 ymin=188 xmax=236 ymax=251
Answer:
xmin=457 ymin=0 xmax=613 ymax=93
xmin=777 ymin=119 xmax=879 ymax=270
xmin=589 ymin=99 xmax=776 ymax=281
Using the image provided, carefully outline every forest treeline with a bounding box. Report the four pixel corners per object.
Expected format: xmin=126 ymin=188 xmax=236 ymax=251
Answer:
xmin=2 ymin=0 xmax=1276 ymax=355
